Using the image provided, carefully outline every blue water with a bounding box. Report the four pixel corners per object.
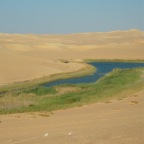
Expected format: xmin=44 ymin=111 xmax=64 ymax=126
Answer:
xmin=44 ymin=62 xmax=144 ymax=87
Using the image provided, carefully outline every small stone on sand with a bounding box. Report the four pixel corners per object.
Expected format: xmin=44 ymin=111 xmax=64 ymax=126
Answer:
xmin=44 ymin=133 xmax=48 ymax=137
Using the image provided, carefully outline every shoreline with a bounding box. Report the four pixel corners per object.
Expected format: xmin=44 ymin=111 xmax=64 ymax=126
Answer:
xmin=1 ymin=59 xmax=144 ymax=88
xmin=86 ymin=59 xmax=144 ymax=63
xmin=0 ymin=62 xmax=95 ymax=94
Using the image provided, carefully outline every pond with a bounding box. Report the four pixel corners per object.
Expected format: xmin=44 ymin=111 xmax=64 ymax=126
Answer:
xmin=44 ymin=62 xmax=144 ymax=87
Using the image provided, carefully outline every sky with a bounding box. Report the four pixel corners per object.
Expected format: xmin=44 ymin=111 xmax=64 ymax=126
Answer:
xmin=0 ymin=0 xmax=143 ymax=34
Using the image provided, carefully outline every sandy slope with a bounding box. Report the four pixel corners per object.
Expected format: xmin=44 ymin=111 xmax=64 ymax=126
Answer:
xmin=0 ymin=29 xmax=144 ymax=85
xmin=0 ymin=90 xmax=144 ymax=144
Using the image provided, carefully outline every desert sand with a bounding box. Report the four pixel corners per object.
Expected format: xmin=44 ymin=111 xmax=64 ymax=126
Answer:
xmin=0 ymin=30 xmax=144 ymax=144
xmin=0 ymin=29 xmax=144 ymax=85
xmin=0 ymin=90 xmax=144 ymax=144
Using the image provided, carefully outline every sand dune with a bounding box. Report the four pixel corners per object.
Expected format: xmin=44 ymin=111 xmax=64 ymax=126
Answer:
xmin=0 ymin=29 xmax=144 ymax=85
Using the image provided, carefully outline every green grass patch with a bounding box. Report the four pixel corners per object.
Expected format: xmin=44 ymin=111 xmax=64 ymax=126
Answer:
xmin=18 ymin=87 xmax=57 ymax=96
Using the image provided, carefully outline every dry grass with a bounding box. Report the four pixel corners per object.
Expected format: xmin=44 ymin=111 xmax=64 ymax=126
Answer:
xmin=0 ymin=94 xmax=36 ymax=110
xmin=55 ymin=86 xmax=82 ymax=95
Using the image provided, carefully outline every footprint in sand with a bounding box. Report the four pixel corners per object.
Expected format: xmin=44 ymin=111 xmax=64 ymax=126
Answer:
xmin=132 ymin=95 xmax=139 ymax=97
xmin=112 ymin=109 xmax=121 ymax=112
xmin=129 ymin=101 xmax=139 ymax=105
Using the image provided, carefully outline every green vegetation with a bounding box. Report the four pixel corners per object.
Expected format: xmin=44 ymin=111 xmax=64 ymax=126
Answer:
xmin=0 ymin=67 xmax=144 ymax=114
xmin=86 ymin=59 xmax=144 ymax=63
xmin=17 ymin=87 xmax=57 ymax=96
xmin=0 ymin=63 xmax=95 ymax=97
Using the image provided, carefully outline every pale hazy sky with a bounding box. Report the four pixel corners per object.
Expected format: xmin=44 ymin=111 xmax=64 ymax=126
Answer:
xmin=0 ymin=0 xmax=143 ymax=34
